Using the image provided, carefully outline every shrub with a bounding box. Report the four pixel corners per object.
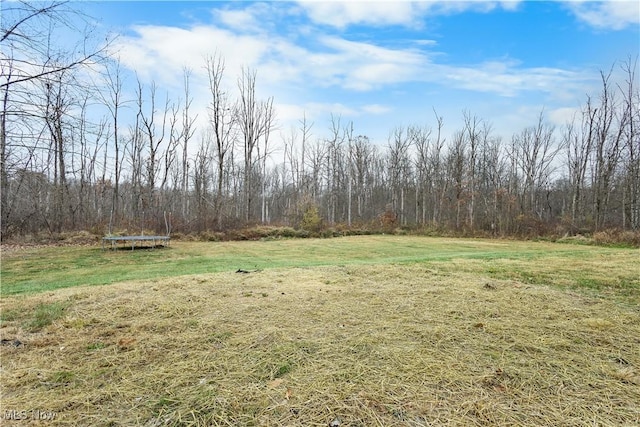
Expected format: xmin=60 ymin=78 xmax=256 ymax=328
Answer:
xmin=199 ymin=231 xmax=223 ymax=242
xmin=300 ymin=205 xmax=322 ymax=232
xmin=63 ymin=231 xmax=100 ymax=245
xmin=379 ymin=204 xmax=397 ymax=231
xmin=594 ymin=229 xmax=640 ymax=247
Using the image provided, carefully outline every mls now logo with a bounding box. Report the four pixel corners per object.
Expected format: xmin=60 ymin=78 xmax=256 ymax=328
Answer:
xmin=4 ymin=410 xmax=56 ymax=421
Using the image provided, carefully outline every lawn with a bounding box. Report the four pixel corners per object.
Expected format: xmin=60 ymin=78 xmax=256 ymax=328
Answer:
xmin=2 ymin=236 xmax=638 ymax=298
xmin=1 ymin=236 xmax=639 ymax=426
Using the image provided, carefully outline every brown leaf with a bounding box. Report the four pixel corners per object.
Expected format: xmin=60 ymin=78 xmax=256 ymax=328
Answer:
xmin=117 ymin=337 xmax=136 ymax=349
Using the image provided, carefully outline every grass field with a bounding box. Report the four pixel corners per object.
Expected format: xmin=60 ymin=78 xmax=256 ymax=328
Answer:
xmin=1 ymin=236 xmax=639 ymax=426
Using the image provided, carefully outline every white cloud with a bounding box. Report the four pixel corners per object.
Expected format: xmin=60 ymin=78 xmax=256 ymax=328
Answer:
xmin=212 ymin=2 xmax=290 ymax=34
xmin=113 ymin=18 xmax=591 ymax=103
xmin=276 ymin=101 xmax=391 ymax=127
xmin=110 ymin=23 xmax=275 ymax=144
xmin=274 ymin=103 xmax=308 ymax=124
xmin=564 ymin=0 xmax=640 ymax=30
xmin=434 ymin=61 xmax=590 ymax=98
xmin=297 ymin=1 xmax=425 ymax=28
xmin=112 ymin=24 xmax=270 ymax=90
xmin=296 ymin=0 xmax=523 ymax=28
xmin=310 ymin=36 xmax=426 ymax=91
xmin=215 ymin=8 xmax=261 ymax=30
xmin=499 ymin=1 xmax=524 ymax=12
xmin=307 ymin=102 xmax=360 ymax=117
xmin=107 ymin=2 xmax=602 ymax=148
xmin=548 ymin=106 xmax=581 ymax=127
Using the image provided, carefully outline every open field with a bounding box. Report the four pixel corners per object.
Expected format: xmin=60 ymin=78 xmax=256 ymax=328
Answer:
xmin=1 ymin=236 xmax=639 ymax=426
xmin=2 ymin=236 xmax=639 ymax=299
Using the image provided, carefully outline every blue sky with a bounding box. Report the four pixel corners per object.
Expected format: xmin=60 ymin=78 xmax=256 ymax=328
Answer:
xmin=82 ymin=0 xmax=640 ymax=145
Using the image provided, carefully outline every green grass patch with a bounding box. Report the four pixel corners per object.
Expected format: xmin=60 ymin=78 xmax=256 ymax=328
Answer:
xmin=0 ymin=307 xmax=21 ymax=323
xmin=86 ymin=342 xmax=107 ymax=351
xmin=269 ymin=361 xmax=293 ymax=380
xmin=2 ymin=236 xmax=637 ymax=299
xmin=47 ymin=370 xmax=75 ymax=386
xmin=0 ymin=299 xmax=70 ymax=331
xmin=27 ymin=301 xmax=70 ymax=331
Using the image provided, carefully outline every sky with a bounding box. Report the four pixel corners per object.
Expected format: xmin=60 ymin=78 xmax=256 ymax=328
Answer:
xmin=80 ymin=0 xmax=640 ymax=146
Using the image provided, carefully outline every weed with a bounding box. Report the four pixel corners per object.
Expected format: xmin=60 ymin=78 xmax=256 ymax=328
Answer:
xmin=266 ymin=361 xmax=293 ymax=380
xmin=86 ymin=342 xmax=107 ymax=350
xmin=577 ymin=277 xmax=603 ymax=289
xmin=47 ymin=370 xmax=75 ymax=386
xmin=153 ymin=397 xmax=178 ymax=413
xmin=273 ymin=362 xmax=292 ymax=378
xmin=208 ymin=331 xmax=233 ymax=343
xmin=0 ymin=307 xmax=21 ymax=324
xmin=25 ymin=301 xmax=69 ymax=331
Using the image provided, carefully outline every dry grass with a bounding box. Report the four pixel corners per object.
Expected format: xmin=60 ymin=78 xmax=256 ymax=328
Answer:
xmin=1 ymin=261 xmax=639 ymax=426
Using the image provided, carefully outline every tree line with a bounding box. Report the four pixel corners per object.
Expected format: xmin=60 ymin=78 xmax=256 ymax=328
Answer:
xmin=2 ymin=2 xmax=639 ymax=241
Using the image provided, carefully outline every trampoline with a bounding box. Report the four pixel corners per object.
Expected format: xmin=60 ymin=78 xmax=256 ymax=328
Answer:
xmin=102 ymin=235 xmax=170 ymax=250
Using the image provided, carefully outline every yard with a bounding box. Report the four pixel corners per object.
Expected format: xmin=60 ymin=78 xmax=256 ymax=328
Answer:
xmin=1 ymin=236 xmax=639 ymax=426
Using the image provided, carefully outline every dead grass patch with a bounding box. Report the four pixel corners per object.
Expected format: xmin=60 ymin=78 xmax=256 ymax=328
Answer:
xmin=1 ymin=264 xmax=639 ymax=426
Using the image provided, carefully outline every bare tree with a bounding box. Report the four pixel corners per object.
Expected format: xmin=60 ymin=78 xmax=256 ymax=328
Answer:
xmin=205 ymin=55 xmax=234 ymax=227
xmin=43 ymin=69 xmax=72 ymax=232
xmin=564 ymin=102 xmax=595 ymax=231
xmin=350 ymin=135 xmax=373 ymax=222
xmin=411 ymin=124 xmax=433 ymax=225
xmin=619 ymin=58 xmax=640 ymax=230
xmin=101 ymin=58 xmax=126 ymax=224
xmin=510 ymin=111 xmax=560 ymax=220
xmin=127 ymin=102 xmax=145 ymax=221
xmin=324 ymin=114 xmax=346 ymax=224
xmin=477 ymin=133 xmax=506 ymax=233
xmin=282 ymin=114 xmax=313 ymax=224
xmin=257 ymin=97 xmax=275 ymax=223
xmin=193 ymin=133 xmax=212 ymax=231
xmin=236 ymin=67 xmax=275 ymax=222
xmin=462 ymin=112 xmax=484 ymax=230
xmin=0 ymin=56 xmax=13 ymax=237
xmin=307 ymin=139 xmax=326 ymax=206
xmin=179 ymin=68 xmax=197 ymax=221
xmin=447 ymin=130 xmax=467 ymax=230
xmin=0 ymin=0 xmax=109 ymax=239
xmin=591 ymin=69 xmax=627 ymax=229
xmin=387 ymin=126 xmax=412 ymax=225
xmin=0 ymin=1 xmax=108 ymax=90
xmin=429 ymin=112 xmax=447 ymax=225
xmin=161 ymin=102 xmax=180 ymax=197
xmin=76 ymin=94 xmax=108 ymax=228
xmin=141 ymin=80 xmax=169 ymax=217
